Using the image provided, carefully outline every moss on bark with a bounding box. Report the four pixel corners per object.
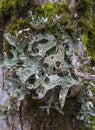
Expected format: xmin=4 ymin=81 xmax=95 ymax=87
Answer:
xmin=0 ymin=1 xmax=95 ymax=129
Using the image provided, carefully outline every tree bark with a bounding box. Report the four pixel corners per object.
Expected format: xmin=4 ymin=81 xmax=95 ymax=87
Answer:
xmin=0 ymin=67 xmax=91 ymax=130
xmin=0 ymin=1 xmax=94 ymax=130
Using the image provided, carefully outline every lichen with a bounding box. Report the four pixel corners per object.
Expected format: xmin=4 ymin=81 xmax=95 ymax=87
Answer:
xmin=1 ymin=1 xmax=95 ymax=129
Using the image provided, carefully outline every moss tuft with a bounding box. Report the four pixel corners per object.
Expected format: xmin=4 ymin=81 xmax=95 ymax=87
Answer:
xmin=75 ymin=0 xmax=92 ymax=17
xmin=0 ymin=2 xmax=14 ymax=27
xmin=0 ymin=0 xmax=28 ymax=27
xmin=8 ymin=17 xmax=31 ymax=35
xmin=54 ymin=2 xmax=71 ymax=14
xmin=82 ymin=34 xmax=88 ymax=45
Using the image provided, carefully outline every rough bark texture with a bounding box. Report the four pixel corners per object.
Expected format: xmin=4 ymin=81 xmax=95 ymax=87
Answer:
xmin=0 ymin=1 xmax=94 ymax=130
xmin=0 ymin=67 xmax=91 ymax=130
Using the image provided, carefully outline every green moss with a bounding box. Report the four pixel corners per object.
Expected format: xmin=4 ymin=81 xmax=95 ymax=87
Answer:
xmin=43 ymin=2 xmax=54 ymax=11
xmin=81 ymin=30 xmax=95 ymax=61
xmin=1 ymin=0 xmax=95 ymax=63
xmin=0 ymin=2 xmax=14 ymax=27
xmin=75 ymin=0 xmax=93 ymax=33
xmin=41 ymin=2 xmax=56 ymax=18
xmin=87 ymin=40 xmax=95 ymax=61
xmin=82 ymin=18 xmax=95 ymax=62
xmin=54 ymin=2 xmax=71 ymax=14
xmin=32 ymin=2 xmax=72 ymax=20
xmin=13 ymin=0 xmax=27 ymax=18
xmin=75 ymin=0 xmax=92 ymax=17
xmin=82 ymin=34 xmax=88 ymax=45
xmin=74 ymin=0 xmax=95 ymax=62
xmin=78 ymin=18 xmax=93 ymax=33
xmin=0 ymin=0 xmax=29 ymax=56
xmin=29 ymin=2 xmax=55 ymax=18
xmin=31 ymin=2 xmax=75 ymax=37
xmin=0 ymin=0 xmax=28 ymax=24
xmin=8 ymin=17 xmax=31 ymax=35
xmin=15 ymin=0 xmax=26 ymax=8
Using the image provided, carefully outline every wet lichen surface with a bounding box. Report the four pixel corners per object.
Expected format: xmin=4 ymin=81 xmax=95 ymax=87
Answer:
xmin=0 ymin=1 xmax=95 ymax=130
xmin=0 ymin=0 xmax=95 ymax=62
xmin=0 ymin=68 xmax=92 ymax=130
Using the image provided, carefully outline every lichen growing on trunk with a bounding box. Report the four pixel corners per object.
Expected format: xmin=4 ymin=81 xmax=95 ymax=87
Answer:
xmin=0 ymin=1 xmax=95 ymax=130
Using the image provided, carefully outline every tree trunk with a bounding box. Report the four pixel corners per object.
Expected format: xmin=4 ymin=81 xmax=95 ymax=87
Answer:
xmin=0 ymin=1 xmax=94 ymax=130
xmin=0 ymin=68 xmax=90 ymax=130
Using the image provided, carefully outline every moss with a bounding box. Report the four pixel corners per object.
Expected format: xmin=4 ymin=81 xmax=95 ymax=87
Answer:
xmin=1 ymin=0 xmax=95 ymax=63
xmin=82 ymin=19 xmax=95 ymax=62
xmin=13 ymin=0 xmax=28 ymax=18
xmin=15 ymin=0 xmax=26 ymax=8
xmin=41 ymin=2 xmax=56 ymax=18
xmin=74 ymin=0 xmax=95 ymax=62
xmin=81 ymin=30 xmax=95 ymax=62
xmin=0 ymin=0 xmax=30 ymax=56
xmin=8 ymin=17 xmax=31 ymax=35
xmin=32 ymin=2 xmax=72 ymax=20
xmin=31 ymin=2 xmax=75 ymax=37
xmin=82 ymin=34 xmax=88 ymax=45
xmin=75 ymin=0 xmax=92 ymax=17
xmin=0 ymin=0 xmax=28 ymax=27
xmin=77 ymin=18 xmax=93 ymax=33
xmin=87 ymin=39 xmax=95 ymax=61
xmin=43 ymin=2 xmax=54 ymax=11
xmin=29 ymin=2 xmax=55 ymax=18
xmin=87 ymin=41 xmax=95 ymax=62
xmin=0 ymin=2 xmax=14 ymax=27
xmin=54 ymin=2 xmax=71 ymax=14
xmin=74 ymin=0 xmax=93 ymax=33
xmin=1 ymin=1 xmax=95 ymax=129
xmin=4 ymin=17 xmax=32 ymax=56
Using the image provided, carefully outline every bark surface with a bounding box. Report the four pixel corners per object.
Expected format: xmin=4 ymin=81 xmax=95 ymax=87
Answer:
xmin=0 ymin=67 xmax=90 ymax=130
